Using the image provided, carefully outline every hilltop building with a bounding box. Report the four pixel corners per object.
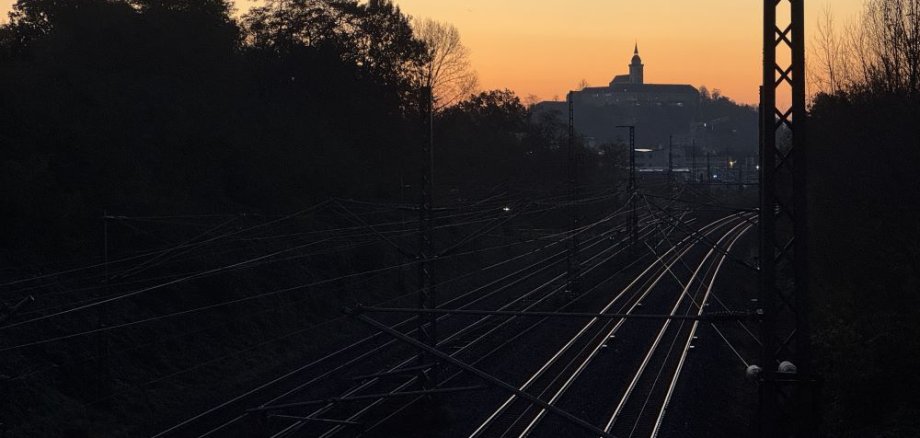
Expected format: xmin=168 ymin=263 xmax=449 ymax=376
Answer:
xmin=534 ymin=45 xmax=699 ymax=115
xmin=532 ymin=45 xmax=701 ymax=153
xmin=576 ymin=44 xmax=698 ymax=108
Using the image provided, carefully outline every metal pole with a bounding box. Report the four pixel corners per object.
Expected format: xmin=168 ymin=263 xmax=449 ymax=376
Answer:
xmin=707 ymin=152 xmax=712 ymax=183
xmin=398 ymin=173 xmax=406 ymax=292
xmin=668 ymin=135 xmax=674 ymax=191
xmin=758 ymin=0 xmax=815 ymax=435
xmin=630 ymin=128 xmax=637 ymax=249
xmin=417 ymin=86 xmax=437 ymax=387
xmin=616 ymin=125 xmax=638 ymax=249
xmin=566 ymin=93 xmax=580 ymax=301
xmin=691 ymin=139 xmax=697 ymax=182
xmin=98 ymin=211 xmax=110 ymax=404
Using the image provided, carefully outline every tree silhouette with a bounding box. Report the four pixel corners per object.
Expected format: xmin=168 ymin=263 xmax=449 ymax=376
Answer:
xmin=413 ymin=18 xmax=478 ymax=110
xmin=0 ymin=2 xmax=632 ymax=435
xmin=808 ymin=2 xmax=920 ymax=435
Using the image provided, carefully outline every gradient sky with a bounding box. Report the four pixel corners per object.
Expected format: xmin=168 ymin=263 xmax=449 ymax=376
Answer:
xmin=1 ymin=0 xmax=865 ymax=104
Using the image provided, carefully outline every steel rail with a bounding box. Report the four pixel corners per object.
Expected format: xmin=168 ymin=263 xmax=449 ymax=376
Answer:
xmin=649 ymin=221 xmax=753 ymax=436
xmin=173 ymin=211 xmax=649 ymax=437
xmin=470 ymin=213 xmax=747 ymax=437
xmin=513 ymin=216 xmax=754 ymax=437
xmin=312 ymin=222 xmax=667 ymax=438
xmin=602 ymin=222 xmax=752 ymax=436
xmin=155 ymin=241 xmax=572 ymax=437
xmin=348 ymin=310 xmax=618 ymax=438
xmin=624 ymin=224 xmax=753 ymax=437
xmin=269 ymin=220 xmax=659 ymax=438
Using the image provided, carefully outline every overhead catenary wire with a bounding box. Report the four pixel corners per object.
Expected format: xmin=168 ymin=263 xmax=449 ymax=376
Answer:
xmin=15 ymin=239 xmax=383 ymax=317
xmin=3 ymin=188 xmax=589 ymax=291
xmin=12 ymin=216 xmax=604 ymax=385
xmin=284 ymin=208 xmax=674 ymax=437
xmin=260 ymin=214 xmax=662 ymax=438
xmin=624 ymin=222 xmax=753 ymax=437
xmin=10 ymin=194 xmax=523 ymax=306
xmin=471 ymin=213 xmax=743 ymax=437
xmin=312 ymin=208 xmax=683 ymax=438
xmin=1 ymin=204 xmax=638 ymax=352
xmin=154 ymin=205 xmax=642 ymax=437
xmin=256 ymin=221 xmax=656 ymax=438
xmin=0 ymin=238 xmax=340 ymax=331
xmin=84 ymin=241 xmax=574 ymax=411
xmin=9 ymin=189 xmax=634 ymax=320
xmin=640 ymin=196 xmax=763 ymax=346
xmin=219 ymin=157 xmax=752 ymax=434
xmin=5 ymin=183 xmax=648 ymax=438
xmin=0 ymin=200 xmax=336 ymax=290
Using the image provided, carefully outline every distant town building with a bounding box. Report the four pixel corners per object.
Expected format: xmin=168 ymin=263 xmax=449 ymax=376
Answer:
xmin=534 ymin=44 xmax=699 ymax=119
xmin=532 ymin=45 xmax=701 ymax=158
xmin=576 ymin=44 xmax=697 ymax=108
xmin=531 ymin=45 xmax=758 ymax=173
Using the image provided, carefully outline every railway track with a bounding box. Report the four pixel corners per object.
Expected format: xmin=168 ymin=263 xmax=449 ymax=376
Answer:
xmin=469 ymin=212 xmax=753 ymax=438
xmin=153 ymin=205 xmax=659 ymax=437
xmin=156 ymin=198 xmax=756 ymax=438
xmin=601 ymin=217 xmax=752 ymax=438
xmin=304 ymin=219 xmax=674 ymax=438
xmin=262 ymin=213 xmax=665 ymax=438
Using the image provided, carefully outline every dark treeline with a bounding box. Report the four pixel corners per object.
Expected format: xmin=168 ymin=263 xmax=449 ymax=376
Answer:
xmin=696 ymin=87 xmax=759 ymax=157
xmin=810 ymin=97 xmax=920 ymax=434
xmin=0 ymin=1 xmax=620 ymax=435
xmin=809 ymin=0 xmax=920 ymax=435
xmin=0 ymin=3 xmax=618 ymax=435
xmin=0 ymin=0 xmax=609 ymax=267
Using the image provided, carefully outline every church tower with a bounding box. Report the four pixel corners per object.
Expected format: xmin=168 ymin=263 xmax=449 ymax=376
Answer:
xmin=629 ymin=43 xmax=644 ymax=84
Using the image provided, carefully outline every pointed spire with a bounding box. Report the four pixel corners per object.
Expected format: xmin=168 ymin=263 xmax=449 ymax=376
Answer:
xmin=634 ymin=41 xmax=639 ymax=55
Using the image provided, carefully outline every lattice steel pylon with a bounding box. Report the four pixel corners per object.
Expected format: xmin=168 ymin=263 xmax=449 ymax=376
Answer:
xmin=565 ymin=93 xmax=580 ymax=301
xmin=417 ymin=86 xmax=437 ymax=387
xmin=758 ymin=0 xmax=817 ymax=436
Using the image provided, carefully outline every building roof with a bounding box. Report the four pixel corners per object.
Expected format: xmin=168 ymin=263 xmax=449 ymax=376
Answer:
xmin=611 ymin=83 xmax=698 ymax=94
xmin=531 ymin=100 xmax=568 ymax=113
xmin=579 ymin=84 xmax=699 ymax=95
xmin=582 ymin=86 xmax=613 ymax=93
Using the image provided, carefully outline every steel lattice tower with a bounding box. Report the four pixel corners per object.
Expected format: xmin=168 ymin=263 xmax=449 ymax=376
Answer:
xmin=759 ymin=0 xmax=816 ymax=435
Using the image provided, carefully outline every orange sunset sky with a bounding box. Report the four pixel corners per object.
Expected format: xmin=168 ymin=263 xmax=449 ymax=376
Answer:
xmin=1 ymin=0 xmax=865 ymax=104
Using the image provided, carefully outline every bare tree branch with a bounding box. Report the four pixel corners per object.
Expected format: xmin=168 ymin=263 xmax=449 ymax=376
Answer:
xmin=413 ymin=18 xmax=479 ymax=110
xmin=812 ymin=0 xmax=920 ymax=97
